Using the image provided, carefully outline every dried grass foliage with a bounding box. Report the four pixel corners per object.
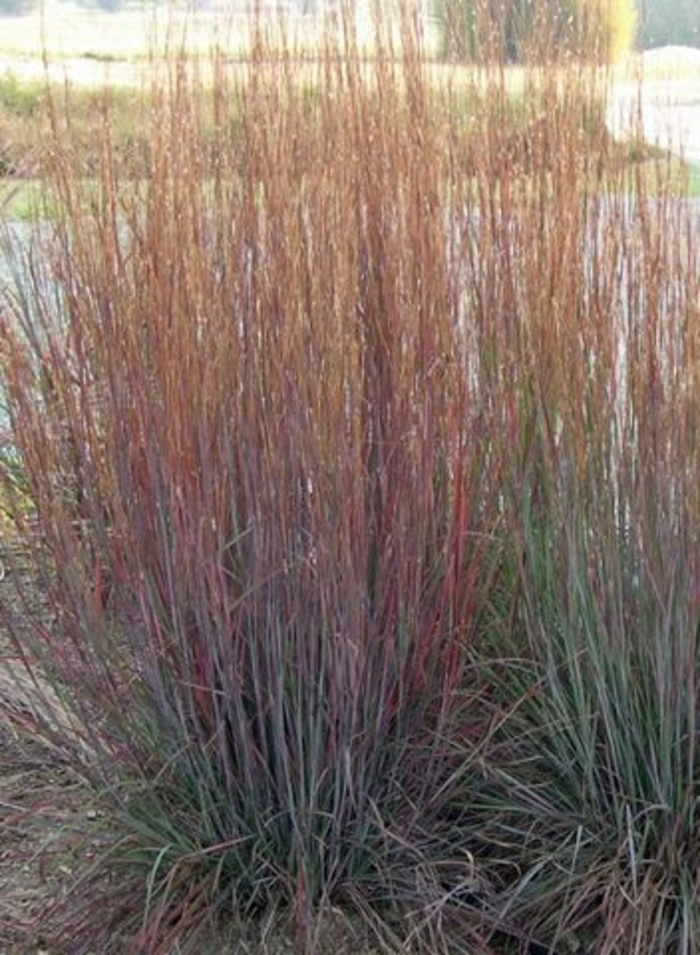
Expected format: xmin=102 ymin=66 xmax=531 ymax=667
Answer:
xmin=1 ymin=5 xmax=699 ymax=953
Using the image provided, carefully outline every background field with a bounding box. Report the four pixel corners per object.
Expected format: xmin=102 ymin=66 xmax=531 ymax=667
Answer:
xmin=2 ymin=5 xmax=700 ymax=161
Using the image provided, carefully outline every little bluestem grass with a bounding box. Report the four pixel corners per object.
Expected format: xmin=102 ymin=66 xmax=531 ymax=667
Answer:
xmin=1 ymin=4 xmax=699 ymax=952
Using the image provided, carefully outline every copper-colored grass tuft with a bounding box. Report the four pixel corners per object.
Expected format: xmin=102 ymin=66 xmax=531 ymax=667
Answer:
xmin=1 ymin=3 xmax=698 ymax=952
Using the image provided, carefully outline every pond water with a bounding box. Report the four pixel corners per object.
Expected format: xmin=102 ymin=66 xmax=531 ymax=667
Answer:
xmin=2 ymin=192 xmax=699 ymax=437
xmin=607 ymin=90 xmax=700 ymax=166
xmin=607 ymin=46 xmax=700 ymax=167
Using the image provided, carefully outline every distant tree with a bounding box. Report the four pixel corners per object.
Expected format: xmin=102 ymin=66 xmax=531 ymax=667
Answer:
xmin=73 ymin=0 xmax=124 ymax=11
xmin=434 ymin=0 xmax=637 ymax=63
xmin=637 ymin=0 xmax=700 ymax=48
xmin=0 ymin=0 xmax=36 ymax=14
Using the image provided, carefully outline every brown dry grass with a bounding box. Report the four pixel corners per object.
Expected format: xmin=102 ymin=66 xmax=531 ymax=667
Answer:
xmin=1 ymin=5 xmax=699 ymax=954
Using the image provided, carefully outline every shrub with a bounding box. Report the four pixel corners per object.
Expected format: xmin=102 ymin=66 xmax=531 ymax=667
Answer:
xmin=433 ymin=0 xmax=637 ymax=63
xmin=0 ymin=0 xmax=36 ymax=13
xmin=638 ymin=0 xmax=700 ymax=48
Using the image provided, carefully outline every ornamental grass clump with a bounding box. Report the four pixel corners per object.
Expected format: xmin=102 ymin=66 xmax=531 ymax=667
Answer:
xmin=1 ymin=15 xmax=506 ymax=954
xmin=457 ymin=179 xmax=700 ymax=949
xmin=1 ymin=4 xmax=699 ymax=954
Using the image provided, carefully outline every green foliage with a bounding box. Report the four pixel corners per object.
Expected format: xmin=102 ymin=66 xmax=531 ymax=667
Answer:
xmin=638 ymin=0 xmax=700 ymax=48
xmin=0 ymin=441 xmax=33 ymax=530
xmin=473 ymin=451 xmax=700 ymax=948
xmin=0 ymin=72 xmax=46 ymax=117
xmin=0 ymin=0 xmax=36 ymax=13
xmin=433 ymin=0 xmax=637 ymax=62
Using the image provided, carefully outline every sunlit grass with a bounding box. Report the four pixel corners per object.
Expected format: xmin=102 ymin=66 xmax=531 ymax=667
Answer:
xmin=686 ymin=160 xmax=700 ymax=194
